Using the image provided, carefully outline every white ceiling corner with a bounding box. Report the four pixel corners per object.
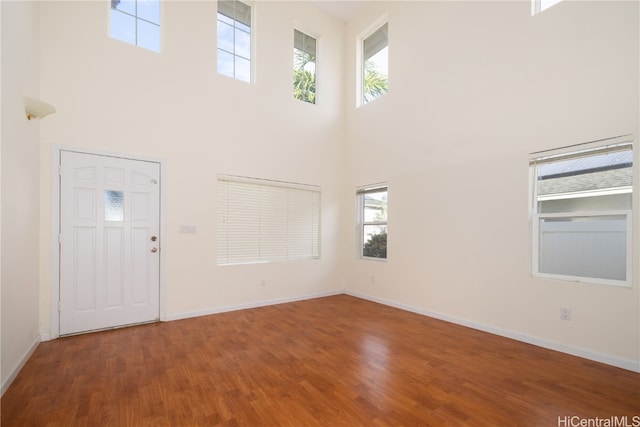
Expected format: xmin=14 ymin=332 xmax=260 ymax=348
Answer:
xmin=307 ymin=1 xmax=368 ymax=22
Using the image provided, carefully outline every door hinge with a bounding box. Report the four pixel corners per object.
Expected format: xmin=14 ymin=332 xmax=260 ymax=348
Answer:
xmin=58 ymin=165 xmax=62 ymax=176
xmin=58 ymin=234 xmax=62 ymax=244
xmin=58 ymin=301 xmax=61 ymax=312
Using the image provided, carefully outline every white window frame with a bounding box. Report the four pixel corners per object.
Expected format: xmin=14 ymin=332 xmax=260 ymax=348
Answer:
xmin=293 ymin=28 xmax=318 ymax=104
xmin=217 ymin=0 xmax=254 ymax=83
xmin=357 ymin=184 xmax=388 ymax=261
xmin=217 ymin=175 xmax=321 ymax=266
xmin=357 ymin=17 xmax=389 ymax=107
xmin=530 ymin=136 xmax=633 ymax=287
xmin=109 ymin=0 xmax=161 ymax=52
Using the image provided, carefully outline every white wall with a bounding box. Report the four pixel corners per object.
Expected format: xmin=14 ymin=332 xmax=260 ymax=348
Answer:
xmin=1 ymin=1 xmax=42 ymax=391
xmin=38 ymin=1 xmax=348 ymax=332
xmin=344 ymin=1 xmax=639 ymax=369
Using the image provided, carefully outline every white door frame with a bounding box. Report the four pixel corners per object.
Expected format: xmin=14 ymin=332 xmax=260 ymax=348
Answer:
xmin=50 ymin=145 xmax=166 ymax=339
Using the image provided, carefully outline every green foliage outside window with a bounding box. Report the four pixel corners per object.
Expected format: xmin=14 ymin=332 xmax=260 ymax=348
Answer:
xmin=363 ymin=63 xmax=388 ymax=104
xmin=294 ymin=49 xmax=316 ymax=104
xmin=363 ymin=232 xmax=387 ymax=258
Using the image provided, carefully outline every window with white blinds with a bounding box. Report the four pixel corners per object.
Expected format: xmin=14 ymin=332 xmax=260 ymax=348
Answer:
xmin=217 ymin=175 xmax=321 ymax=265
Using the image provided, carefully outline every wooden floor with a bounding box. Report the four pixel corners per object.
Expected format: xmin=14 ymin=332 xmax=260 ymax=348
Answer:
xmin=2 ymin=295 xmax=639 ymax=426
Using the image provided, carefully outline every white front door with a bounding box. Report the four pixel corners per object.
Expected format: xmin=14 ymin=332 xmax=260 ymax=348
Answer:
xmin=59 ymin=151 xmax=160 ymax=335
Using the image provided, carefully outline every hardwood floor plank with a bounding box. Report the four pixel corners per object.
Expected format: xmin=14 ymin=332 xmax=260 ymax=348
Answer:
xmin=2 ymin=295 xmax=639 ymax=426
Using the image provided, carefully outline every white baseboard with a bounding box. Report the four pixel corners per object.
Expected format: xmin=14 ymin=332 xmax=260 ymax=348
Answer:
xmin=345 ymin=290 xmax=640 ymax=373
xmin=166 ymin=289 xmax=344 ymax=322
xmin=1 ymin=334 xmax=41 ymax=396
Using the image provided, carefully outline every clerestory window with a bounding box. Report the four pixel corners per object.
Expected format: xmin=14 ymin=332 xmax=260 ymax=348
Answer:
xmin=217 ymin=0 xmax=252 ymax=83
xmin=362 ymin=22 xmax=388 ymax=105
xmin=293 ymin=29 xmax=317 ymax=104
xmin=110 ymin=0 xmax=161 ymax=52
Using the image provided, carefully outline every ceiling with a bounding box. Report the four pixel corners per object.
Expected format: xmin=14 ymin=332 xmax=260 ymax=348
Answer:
xmin=307 ymin=1 xmax=367 ymax=22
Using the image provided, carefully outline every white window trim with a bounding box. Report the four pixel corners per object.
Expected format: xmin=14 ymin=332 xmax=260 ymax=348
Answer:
xmin=293 ymin=27 xmax=319 ymax=105
xmin=356 ymin=15 xmax=389 ymax=108
xmin=109 ymin=0 xmax=162 ymax=52
xmin=217 ymin=0 xmax=256 ymax=84
xmin=529 ymin=135 xmax=634 ymax=287
xmin=357 ymin=183 xmax=388 ymax=261
xmin=293 ymin=23 xmax=321 ymax=99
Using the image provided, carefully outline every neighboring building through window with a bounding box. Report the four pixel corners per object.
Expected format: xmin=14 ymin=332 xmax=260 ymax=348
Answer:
xmin=532 ymin=0 xmax=562 ymax=15
xmin=530 ymin=136 xmax=633 ymax=286
xmin=217 ymin=175 xmax=321 ymax=265
xmin=217 ymin=0 xmax=252 ymax=83
xmin=362 ymin=22 xmax=388 ymax=105
xmin=358 ymin=185 xmax=388 ymax=259
xmin=293 ymin=29 xmax=317 ymax=104
xmin=110 ymin=0 xmax=161 ymax=52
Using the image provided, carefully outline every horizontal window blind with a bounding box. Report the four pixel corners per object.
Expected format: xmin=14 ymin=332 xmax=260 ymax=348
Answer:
xmin=217 ymin=175 xmax=321 ymax=265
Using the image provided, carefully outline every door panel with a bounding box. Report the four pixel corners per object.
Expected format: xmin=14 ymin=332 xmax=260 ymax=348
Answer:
xmin=60 ymin=151 xmax=160 ymax=335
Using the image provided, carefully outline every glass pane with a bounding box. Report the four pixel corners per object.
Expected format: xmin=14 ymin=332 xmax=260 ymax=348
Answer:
xmin=538 ymin=215 xmax=627 ymax=281
xmin=235 ymin=56 xmax=251 ymax=83
xmin=235 ymin=28 xmax=251 ymax=59
xmin=105 ymin=191 xmax=125 ymax=222
xmin=536 ymin=149 xmax=633 ymax=213
xmin=363 ymin=191 xmax=388 ymax=222
xmin=217 ymin=12 xmax=234 ymax=26
xmin=363 ymin=46 xmax=388 ymax=104
xmin=137 ymin=20 xmax=160 ymax=52
xmin=539 ymin=193 xmax=632 ymax=214
xmin=536 ymin=150 xmax=633 ymax=183
xmin=364 ymin=23 xmax=388 ymax=62
xmin=234 ymin=0 xmax=251 ymax=28
xmin=217 ymin=49 xmax=234 ymax=78
xmin=294 ymin=29 xmax=316 ymax=57
xmin=111 ymin=0 xmax=135 ymax=15
xmin=137 ymin=0 xmax=160 ymax=24
xmin=236 ymin=21 xmax=250 ymax=34
xmin=294 ymin=45 xmax=316 ymax=104
xmin=217 ymin=21 xmax=234 ymax=54
xmin=110 ymin=10 xmax=136 ymax=45
xmin=363 ymin=225 xmax=387 ymax=258
xmin=363 ymin=23 xmax=388 ymax=104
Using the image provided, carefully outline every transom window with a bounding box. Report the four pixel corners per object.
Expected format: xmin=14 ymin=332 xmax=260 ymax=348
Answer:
xmin=530 ymin=136 xmax=633 ymax=286
xmin=217 ymin=0 xmax=252 ymax=83
xmin=110 ymin=0 xmax=161 ymax=52
xmin=362 ymin=22 xmax=388 ymax=105
xmin=358 ymin=185 xmax=388 ymax=259
xmin=293 ymin=29 xmax=317 ymax=104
